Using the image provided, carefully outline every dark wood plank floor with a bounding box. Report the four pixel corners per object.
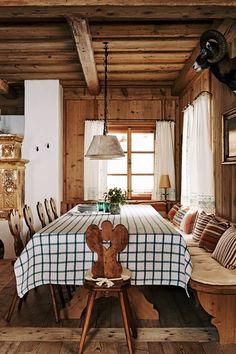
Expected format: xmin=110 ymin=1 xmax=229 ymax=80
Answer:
xmin=0 ymin=260 xmax=236 ymax=354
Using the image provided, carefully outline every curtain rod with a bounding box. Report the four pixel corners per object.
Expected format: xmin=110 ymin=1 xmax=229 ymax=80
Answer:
xmin=182 ymin=90 xmax=212 ymax=112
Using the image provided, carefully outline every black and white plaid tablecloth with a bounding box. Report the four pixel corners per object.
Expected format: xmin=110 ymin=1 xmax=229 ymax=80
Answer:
xmin=14 ymin=204 xmax=192 ymax=297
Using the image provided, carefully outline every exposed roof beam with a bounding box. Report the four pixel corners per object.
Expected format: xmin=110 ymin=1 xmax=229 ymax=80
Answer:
xmin=0 ymin=79 xmax=9 ymax=94
xmin=0 ymin=3 xmax=235 ymax=20
xmin=67 ymin=17 xmax=100 ymax=95
xmin=172 ymin=19 xmax=236 ymax=95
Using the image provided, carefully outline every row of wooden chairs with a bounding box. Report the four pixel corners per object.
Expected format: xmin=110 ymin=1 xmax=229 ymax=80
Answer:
xmin=6 ymin=198 xmax=61 ymax=323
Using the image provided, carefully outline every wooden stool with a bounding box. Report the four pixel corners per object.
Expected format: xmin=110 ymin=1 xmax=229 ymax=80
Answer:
xmin=77 ymin=220 xmax=137 ymax=354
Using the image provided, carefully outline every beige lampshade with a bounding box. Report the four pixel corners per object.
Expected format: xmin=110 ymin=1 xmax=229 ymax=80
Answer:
xmin=85 ymin=135 xmax=125 ymax=160
xmin=159 ymin=174 xmax=171 ymax=188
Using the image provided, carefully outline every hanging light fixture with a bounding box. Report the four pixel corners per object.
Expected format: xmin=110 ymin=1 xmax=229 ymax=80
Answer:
xmin=85 ymin=42 xmax=125 ymax=160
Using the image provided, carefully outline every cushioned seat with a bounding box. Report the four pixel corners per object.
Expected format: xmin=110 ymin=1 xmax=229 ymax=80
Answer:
xmin=85 ymin=267 xmax=132 ymax=283
xmin=188 ymin=246 xmax=236 ymax=286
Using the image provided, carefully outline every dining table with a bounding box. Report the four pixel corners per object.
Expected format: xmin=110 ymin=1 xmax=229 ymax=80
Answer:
xmin=14 ymin=204 xmax=192 ymax=319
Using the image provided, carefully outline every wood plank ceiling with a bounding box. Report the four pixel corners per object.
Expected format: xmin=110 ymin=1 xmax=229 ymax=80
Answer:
xmin=0 ymin=1 xmax=235 ymax=96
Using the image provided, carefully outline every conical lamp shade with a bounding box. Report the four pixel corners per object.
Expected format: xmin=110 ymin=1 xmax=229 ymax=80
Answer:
xmin=85 ymin=135 xmax=125 ymax=160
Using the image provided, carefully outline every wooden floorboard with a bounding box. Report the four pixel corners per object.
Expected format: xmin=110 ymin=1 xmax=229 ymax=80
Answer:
xmin=0 ymin=260 xmax=236 ymax=354
xmin=0 ymin=327 xmax=217 ymax=342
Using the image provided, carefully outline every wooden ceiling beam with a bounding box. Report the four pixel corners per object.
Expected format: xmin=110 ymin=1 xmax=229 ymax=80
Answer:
xmin=0 ymin=72 xmax=84 ymax=80
xmin=96 ymin=63 xmax=183 ymax=72
xmin=67 ymin=17 xmax=100 ymax=95
xmin=0 ymin=23 xmax=69 ymax=39
xmin=93 ymin=39 xmax=197 ymax=52
xmin=0 ymin=63 xmax=82 ymax=73
xmin=91 ymin=22 xmax=211 ymax=38
xmin=99 ymin=72 xmax=178 ymax=81
xmin=0 ymin=4 xmax=235 ymax=20
xmin=172 ymin=19 xmax=236 ymax=95
xmin=0 ymin=40 xmax=74 ymax=51
xmin=95 ymin=52 xmax=191 ymax=64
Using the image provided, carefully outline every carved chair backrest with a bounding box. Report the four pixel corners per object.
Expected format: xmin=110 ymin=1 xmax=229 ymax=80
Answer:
xmin=44 ymin=198 xmax=54 ymax=223
xmin=36 ymin=202 xmax=47 ymax=228
xmin=8 ymin=209 xmax=24 ymax=257
xmin=85 ymin=220 xmax=129 ymax=279
xmin=23 ymin=205 xmax=35 ymax=239
xmin=50 ymin=197 xmax=59 ymax=219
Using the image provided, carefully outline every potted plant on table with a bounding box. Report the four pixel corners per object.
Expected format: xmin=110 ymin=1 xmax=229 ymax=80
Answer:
xmin=104 ymin=187 xmax=127 ymax=214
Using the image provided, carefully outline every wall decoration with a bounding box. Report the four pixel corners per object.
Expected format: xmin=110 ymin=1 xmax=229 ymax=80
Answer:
xmin=222 ymin=107 xmax=236 ymax=164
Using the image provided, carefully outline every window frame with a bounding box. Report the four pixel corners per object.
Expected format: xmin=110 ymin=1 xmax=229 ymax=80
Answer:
xmin=108 ymin=125 xmax=155 ymax=200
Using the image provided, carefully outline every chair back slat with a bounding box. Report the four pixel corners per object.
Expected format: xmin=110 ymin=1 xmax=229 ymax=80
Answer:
xmin=50 ymin=198 xmax=58 ymax=219
xmin=86 ymin=220 xmax=128 ymax=279
xmin=8 ymin=209 xmax=24 ymax=257
xmin=37 ymin=202 xmax=47 ymax=228
xmin=44 ymin=198 xmax=54 ymax=223
xmin=0 ymin=239 xmax=4 ymax=259
xmin=23 ymin=205 xmax=35 ymax=239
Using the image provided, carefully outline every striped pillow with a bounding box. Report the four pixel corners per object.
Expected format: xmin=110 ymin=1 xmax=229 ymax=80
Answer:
xmin=212 ymin=226 xmax=236 ymax=269
xmin=168 ymin=203 xmax=181 ymax=221
xmin=172 ymin=206 xmax=189 ymax=228
xmin=192 ymin=211 xmax=214 ymax=241
xmin=199 ymin=219 xmax=229 ymax=252
xmin=180 ymin=210 xmax=198 ymax=234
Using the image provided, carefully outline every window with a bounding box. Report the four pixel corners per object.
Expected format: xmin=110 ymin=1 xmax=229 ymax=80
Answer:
xmin=107 ymin=127 xmax=154 ymax=199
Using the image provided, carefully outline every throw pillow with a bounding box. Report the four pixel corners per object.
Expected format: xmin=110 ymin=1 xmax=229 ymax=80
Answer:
xmin=212 ymin=226 xmax=236 ymax=269
xmin=167 ymin=203 xmax=181 ymax=221
xmin=180 ymin=210 xmax=198 ymax=234
xmin=172 ymin=206 xmax=189 ymax=228
xmin=192 ymin=211 xmax=214 ymax=241
xmin=199 ymin=219 xmax=229 ymax=252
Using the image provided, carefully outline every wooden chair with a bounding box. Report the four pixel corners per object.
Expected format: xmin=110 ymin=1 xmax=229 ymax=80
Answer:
xmin=77 ymin=220 xmax=137 ymax=354
xmin=36 ymin=201 xmax=47 ymax=228
xmin=37 ymin=200 xmax=72 ymax=303
xmin=44 ymin=198 xmax=54 ymax=223
xmin=15 ymin=206 xmax=61 ymax=323
xmin=5 ymin=209 xmax=25 ymax=321
xmin=50 ymin=197 xmax=59 ymax=219
xmin=23 ymin=204 xmax=36 ymax=240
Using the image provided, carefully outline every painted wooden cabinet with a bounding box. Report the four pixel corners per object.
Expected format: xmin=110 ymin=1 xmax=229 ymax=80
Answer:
xmin=0 ymin=134 xmax=28 ymax=219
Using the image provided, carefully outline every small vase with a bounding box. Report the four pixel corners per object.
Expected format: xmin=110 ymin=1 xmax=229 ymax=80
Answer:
xmin=109 ymin=203 xmax=121 ymax=215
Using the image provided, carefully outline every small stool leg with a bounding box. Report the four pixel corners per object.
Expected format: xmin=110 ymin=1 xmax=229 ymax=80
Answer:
xmin=123 ymin=289 xmax=137 ymax=338
xmin=118 ymin=291 xmax=134 ymax=354
xmin=78 ymin=290 xmax=96 ymax=354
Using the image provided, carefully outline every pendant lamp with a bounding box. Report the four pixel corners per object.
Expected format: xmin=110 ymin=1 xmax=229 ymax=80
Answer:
xmin=85 ymin=42 xmax=125 ymax=160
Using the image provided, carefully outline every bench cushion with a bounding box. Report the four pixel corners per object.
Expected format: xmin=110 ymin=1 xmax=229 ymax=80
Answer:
xmin=188 ymin=245 xmax=236 ymax=286
xmin=199 ymin=219 xmax=229 ymax=252
xmin=212 ymin=226 xmax=236 ymax=269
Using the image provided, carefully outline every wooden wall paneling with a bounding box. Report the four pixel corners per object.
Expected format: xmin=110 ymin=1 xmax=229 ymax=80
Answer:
xmin=211 ymin=74 xmax=236 ymax=222
xmin=232 ymin=166 xmax=236 ymax=222
xmin=63 ymin=87 xmax=180 ymax=203
xmin=64 ymin=99 xmax=96 ymax=201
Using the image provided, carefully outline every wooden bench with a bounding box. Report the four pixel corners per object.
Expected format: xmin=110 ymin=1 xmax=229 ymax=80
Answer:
xmin=172 ymin=217 xmax=236 ymax=344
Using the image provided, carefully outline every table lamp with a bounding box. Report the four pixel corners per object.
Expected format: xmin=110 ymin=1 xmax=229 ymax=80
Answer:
xmin=159 ymin=174 xmax=171 ymax=200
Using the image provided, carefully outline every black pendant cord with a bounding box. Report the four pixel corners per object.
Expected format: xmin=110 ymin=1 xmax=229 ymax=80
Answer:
xmin=103 ymin=41 xmax=108 ymax=136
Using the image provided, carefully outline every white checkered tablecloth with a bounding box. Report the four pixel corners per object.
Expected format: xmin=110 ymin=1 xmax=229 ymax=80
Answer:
xmin=14 ymin=204 xmax=192 ymax=297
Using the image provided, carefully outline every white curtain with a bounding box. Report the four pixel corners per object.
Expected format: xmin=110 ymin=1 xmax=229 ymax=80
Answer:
xmin=181 ymin=93 xmax=215 ymax=212
xmin=84 ymin=120 xmax=107 ymax=200
xmin=181 ymin=104 xmax=194 ymax=207
xmin=152 ymin=121 xmax=176 ymax=201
